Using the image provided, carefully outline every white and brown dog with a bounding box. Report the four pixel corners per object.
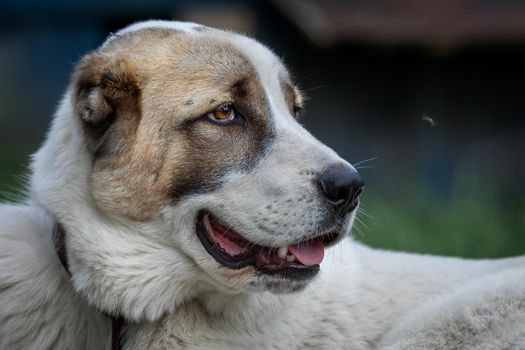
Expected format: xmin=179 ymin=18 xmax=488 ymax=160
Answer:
xmin=1 ymin=21 xmax=524 ymax=350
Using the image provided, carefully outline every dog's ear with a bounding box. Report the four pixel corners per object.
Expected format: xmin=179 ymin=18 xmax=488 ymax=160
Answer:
xmin=72 ymin=52 xmax=141 ymax=155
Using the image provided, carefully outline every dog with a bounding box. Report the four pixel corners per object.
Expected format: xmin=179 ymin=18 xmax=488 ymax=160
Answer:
xmin=1 ymin=21 xmax=524 ymax=350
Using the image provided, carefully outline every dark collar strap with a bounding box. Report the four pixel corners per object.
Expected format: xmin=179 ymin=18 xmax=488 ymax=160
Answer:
xmin=53 ymin=224 xmax=124 ymax=350
xmin=54 ymin=224 xmax=69 ymax=275
xmin=111 ymin=317 xmax=125 ymax=350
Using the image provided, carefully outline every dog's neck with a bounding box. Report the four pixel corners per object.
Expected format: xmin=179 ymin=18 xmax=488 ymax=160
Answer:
xmin=53 ymin=217 xmax=286 ymax=328
xmin=48 ymin=203 xmax=279 ymax=326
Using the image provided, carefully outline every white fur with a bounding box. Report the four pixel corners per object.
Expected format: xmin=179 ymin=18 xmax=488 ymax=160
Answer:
xmin=1 ymin=20 xmax=524 ymax=349
xmin=100 ymin=20 xmax=205 ymax=49
xmin=0 ymin=203 xmax=110 ymax=349
xmin=378 ymin=264 xmax=525 ymax=349
xmin=125 ymin=244 xmax=525 ymax=349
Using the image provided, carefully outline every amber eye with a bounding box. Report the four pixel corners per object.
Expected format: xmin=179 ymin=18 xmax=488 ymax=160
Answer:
xmin=207 ymin=104 xmax=237 ymax=124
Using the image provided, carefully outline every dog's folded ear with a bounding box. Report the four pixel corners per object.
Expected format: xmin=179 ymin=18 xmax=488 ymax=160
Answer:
xmin=72 ymin=52 xmax=141 ymax=155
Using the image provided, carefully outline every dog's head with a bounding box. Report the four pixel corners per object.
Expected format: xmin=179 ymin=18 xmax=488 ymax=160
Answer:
xmin=31 ymin=21 xmax=363 ymax=320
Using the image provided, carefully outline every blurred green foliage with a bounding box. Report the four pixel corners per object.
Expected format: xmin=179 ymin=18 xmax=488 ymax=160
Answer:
xmin=355 ymin=186 xmax=525 ymax=258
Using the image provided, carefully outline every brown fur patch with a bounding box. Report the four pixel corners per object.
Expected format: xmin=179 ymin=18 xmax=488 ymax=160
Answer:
xmin=73 ymin=53 xmax=142 ymax=155
xmin=221 ymin=265 xmax=256 ymax=285
xmin=72 ymin=28 xmax=275 ymax=221
xmin=281 ymin=79 xmax=303 ymax=119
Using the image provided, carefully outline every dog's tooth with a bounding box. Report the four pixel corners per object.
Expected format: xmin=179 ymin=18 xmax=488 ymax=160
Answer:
xmin=286 ymin=254 xmax=296 ymax=262
xmin=277 ymin=246 xmax=288 ymax=259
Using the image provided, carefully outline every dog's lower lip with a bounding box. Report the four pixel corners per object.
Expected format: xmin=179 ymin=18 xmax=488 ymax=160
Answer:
xmin=195 ymin=211 xmax=341 ymax=273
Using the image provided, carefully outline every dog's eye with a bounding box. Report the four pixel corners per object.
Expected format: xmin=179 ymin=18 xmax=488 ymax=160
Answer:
xmin=207 ymin=104 xmax=241 ymax=124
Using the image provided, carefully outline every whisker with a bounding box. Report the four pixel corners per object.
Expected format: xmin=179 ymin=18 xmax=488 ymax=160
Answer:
xmin=240 ymin=242 xmax=258 ymax=257
xmin=302 ymin=84 xmax=331 ymax=93
xmin=358 ymin=209 xmax=374 ymax=219
xmin=354 ymin=216 xmax=370 ymax=231
xmin=353 ymin=157 xmax=378 ymax=168
xmin=351 ymin=225 xmax=365 ymax=238
xmin=222 ymin=223 xmax=235 ymax=235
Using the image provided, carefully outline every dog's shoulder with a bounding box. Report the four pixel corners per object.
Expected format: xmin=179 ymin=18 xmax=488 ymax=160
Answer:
xmin=0 ymin=203 xmax=110 ymax=350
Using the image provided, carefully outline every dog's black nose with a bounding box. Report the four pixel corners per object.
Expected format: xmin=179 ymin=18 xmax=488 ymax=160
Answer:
xmin=318 ymin=163 xmax=364 ymax=213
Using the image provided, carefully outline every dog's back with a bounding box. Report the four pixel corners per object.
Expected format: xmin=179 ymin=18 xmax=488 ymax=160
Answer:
xmin=0 ymin=203 xmax=110 ymax=349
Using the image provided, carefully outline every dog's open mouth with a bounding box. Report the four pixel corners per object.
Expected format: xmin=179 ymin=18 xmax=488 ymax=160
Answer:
xmin=196 ymin=211 xmax=341 ymax=275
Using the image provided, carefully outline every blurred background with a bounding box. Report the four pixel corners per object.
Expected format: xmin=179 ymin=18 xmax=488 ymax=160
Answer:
xmin=1 ymin=0 xmax=524 ymax=258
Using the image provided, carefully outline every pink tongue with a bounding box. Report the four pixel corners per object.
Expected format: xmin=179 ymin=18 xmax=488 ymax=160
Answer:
xmin=288 ymin=239 xmax=325 ymax=266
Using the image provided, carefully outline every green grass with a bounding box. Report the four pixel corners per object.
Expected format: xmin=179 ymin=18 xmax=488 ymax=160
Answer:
xmin=355 ymin=187 xmax=525 ymax=258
